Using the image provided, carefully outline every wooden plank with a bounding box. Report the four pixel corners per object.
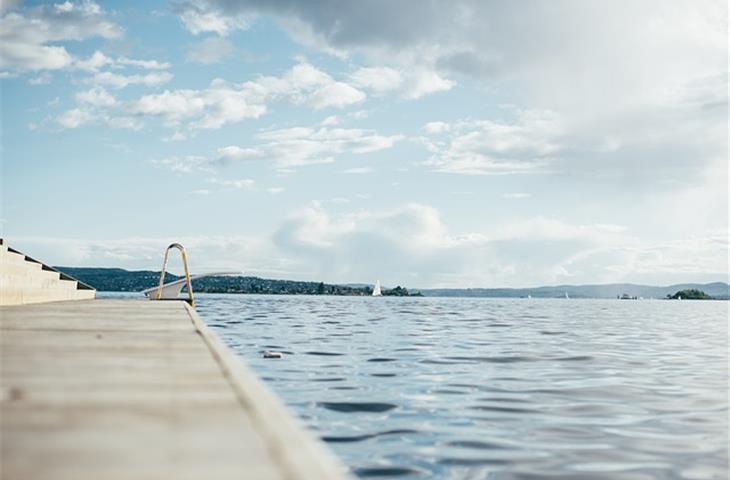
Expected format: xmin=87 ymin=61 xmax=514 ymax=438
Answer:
xmin=0 ymin=299 xmax=350 ymax=480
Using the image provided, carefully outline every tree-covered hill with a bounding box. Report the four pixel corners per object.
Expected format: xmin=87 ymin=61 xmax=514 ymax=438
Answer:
xmin=54 ymin=267 xmax=402 ymax=296
xmin=667 ymin=289 xmax=713 ymax=300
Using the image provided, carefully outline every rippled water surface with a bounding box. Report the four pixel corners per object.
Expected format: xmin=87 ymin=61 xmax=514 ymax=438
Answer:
xmin=194 ymin=295 xmax=728 ymax=479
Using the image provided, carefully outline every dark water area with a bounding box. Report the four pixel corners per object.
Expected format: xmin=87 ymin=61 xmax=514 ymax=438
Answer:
xmin=191 ymin=294 xmax=728 ymax=479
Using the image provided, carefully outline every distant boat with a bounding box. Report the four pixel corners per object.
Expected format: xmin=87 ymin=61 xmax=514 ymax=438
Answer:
xmin=527 ymin=294 xmax=532 ymax=299
xmin=565 ymin=291 xmax=570 ymax=299
xmin=372 ymin=280 xmax=382 ymax=297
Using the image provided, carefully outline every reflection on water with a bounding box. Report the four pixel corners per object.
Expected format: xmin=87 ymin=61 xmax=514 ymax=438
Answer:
xmin=195 ymin=295 xmax=728 ymax=479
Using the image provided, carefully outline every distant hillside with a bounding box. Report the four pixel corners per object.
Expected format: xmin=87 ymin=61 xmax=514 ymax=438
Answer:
xmin=55 ymin=267 xmax=421 ymax=296
xmin=54 ymin=267 xmax=728 ymax=299
xmin=417 ymin=282 xmax=730 ymax=299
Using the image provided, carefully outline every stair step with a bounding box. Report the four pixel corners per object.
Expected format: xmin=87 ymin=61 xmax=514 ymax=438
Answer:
xmin=0 ymin=265 xmax=61 ymax=281
xmin=0 ymin=287 xmax=94 ymax=305
xmin=1 ymin=251 xmax=43 ymax=269
xmin=0 ymin=276 xmax=79 ymax=291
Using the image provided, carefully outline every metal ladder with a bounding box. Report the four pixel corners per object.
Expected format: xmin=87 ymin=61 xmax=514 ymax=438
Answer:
xmin=156 ymin=243 xmax=195 ymax=307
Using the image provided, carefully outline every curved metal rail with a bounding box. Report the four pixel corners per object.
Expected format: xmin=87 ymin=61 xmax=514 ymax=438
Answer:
xmin=156 ymin=243 xmax=195 ymax=307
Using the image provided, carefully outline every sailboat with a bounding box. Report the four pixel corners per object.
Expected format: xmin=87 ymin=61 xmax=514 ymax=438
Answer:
xmin=564 ymin=291 xmax=570 ymax=299
xmin=372 ymin=280 xmax=382 ymax=297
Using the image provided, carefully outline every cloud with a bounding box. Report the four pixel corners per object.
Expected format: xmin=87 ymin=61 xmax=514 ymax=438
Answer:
xmin=255 ymin=62 xmax=365 ymax=109
xmin=76 ymin=87 xmax=117 ymax=107
xmin=402 ymin=68 xmax=454 ymax=99
xmin=422 ymin=121 xmax=450 ymax=134
xmin=186 ymin=37 xmax=235 ymax=64
xmin=253 ymin=126 xmax=403 ymax=168
xmin=421 ymin=109 xmax=562 ymax=175
xmin=56 ymin=108 xmax=92 ymax=129
xmin=0 ymin=1 xmax=122 ymax=72
xmin=129 ymin=79 xmax=267 ymax=129
xmin=151 ymin=155 xmax=212 ymax=173
xmin=41 ymin=61 xmax=368 ymax=134
xmin=149 ymin=125 xmax=401 ymax=172
xmin=349 ymin=66 xmax=403 ymax=93
xmin=55 ymin=87 xmax=143 ymax=130
xmin=91 ymin=71 xmax=173 ymax=89
xmin=175 ymin=0 xmax=250 ymax=36
xmin=116 ymin=57 xmax=170 ymax=70
xmin=216 ymin=145 xmax=262 ymax=163
xmin=75 ymin=51 xmax=171 ymax=72
xmin=122 ymin=62 xmax=362 ymax=132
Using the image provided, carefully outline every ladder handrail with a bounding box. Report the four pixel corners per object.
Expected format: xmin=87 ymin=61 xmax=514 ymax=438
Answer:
xmin=157 ymin=243 xmax=195 ymax=307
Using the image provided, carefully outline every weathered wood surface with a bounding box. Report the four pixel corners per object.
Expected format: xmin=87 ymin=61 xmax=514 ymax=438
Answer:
xmin=0 ymin=299 xmax=349 ymax=480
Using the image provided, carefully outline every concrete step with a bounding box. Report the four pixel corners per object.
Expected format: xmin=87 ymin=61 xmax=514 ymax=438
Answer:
xmin=0 ymin=265 xmax=61 ymax=281
xmin=0 ymin=287 xmax=95 ymax=305
xmin=0 ymin=250 xmax=43 ymax=270
xmin=0 ymin=275 xmax=79 ymax=292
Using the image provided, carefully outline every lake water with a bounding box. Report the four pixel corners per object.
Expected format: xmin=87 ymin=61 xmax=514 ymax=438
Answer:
xmin=193 ymin=295 xmax=728 ymax=479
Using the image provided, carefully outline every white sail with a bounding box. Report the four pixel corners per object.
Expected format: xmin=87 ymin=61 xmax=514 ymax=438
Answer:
xmin=372 ymin=280 xmax=382 ymax=297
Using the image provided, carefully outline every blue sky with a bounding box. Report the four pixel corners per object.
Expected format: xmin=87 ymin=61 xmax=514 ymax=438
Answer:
xmin=1 ymin=0 xmax=728 ymax=287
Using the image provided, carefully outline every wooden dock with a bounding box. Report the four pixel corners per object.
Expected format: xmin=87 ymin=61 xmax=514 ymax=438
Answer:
xmin=1 ymin=299 xmax=350 ymax=480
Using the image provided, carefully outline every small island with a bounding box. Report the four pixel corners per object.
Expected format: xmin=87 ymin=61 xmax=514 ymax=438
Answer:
xmin=667 ymin=289 xmax=713 ymax=300
xmin=382 ymin=286 xmax=423 ymax=297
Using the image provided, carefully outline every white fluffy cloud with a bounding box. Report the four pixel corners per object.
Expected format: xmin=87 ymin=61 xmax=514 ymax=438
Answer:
xmin=61 ymin=62 xmax=366 ymax=133
xmin=56 ymin=108 xmax=93 ymax=129
xmin=156 ymin=125 xmax=402 ymax=171
xmin=0 ymin=1 xmax=122 ymax=72
xmin=421 ymin=110 xmax=562 ymax=175
xmin=348 ymin=66 xmax=403 ymax=93
xmin=348 ymin=65 xmax=452 ymax=99
xmin=130 ymin=78 xmax=267 ymax=129
xmin=151 ymin=155 xmax=212 ymax=174
xmin=76 ymin=87 xmax=117 ymax=107
xmin=216 ymin=146 xmax=262 ymax=163
xmin=55 ymin=87 xmax=143 ymax=130
xmin=253 ymin=126 xmax=403 ymax=168
xmin=75 ymin=51 xmax=170 ymax=72
xmin=175 ymin=0 xmax=250 ymax=36
xmin=92 ymin=71 xmax=173 ymax=89
xmin=255 ymin=62 xmax=365 ymax=109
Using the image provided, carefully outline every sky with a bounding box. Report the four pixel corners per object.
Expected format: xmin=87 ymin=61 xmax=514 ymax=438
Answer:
xmin=1 ymin=0 xmax=728 ymax=288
